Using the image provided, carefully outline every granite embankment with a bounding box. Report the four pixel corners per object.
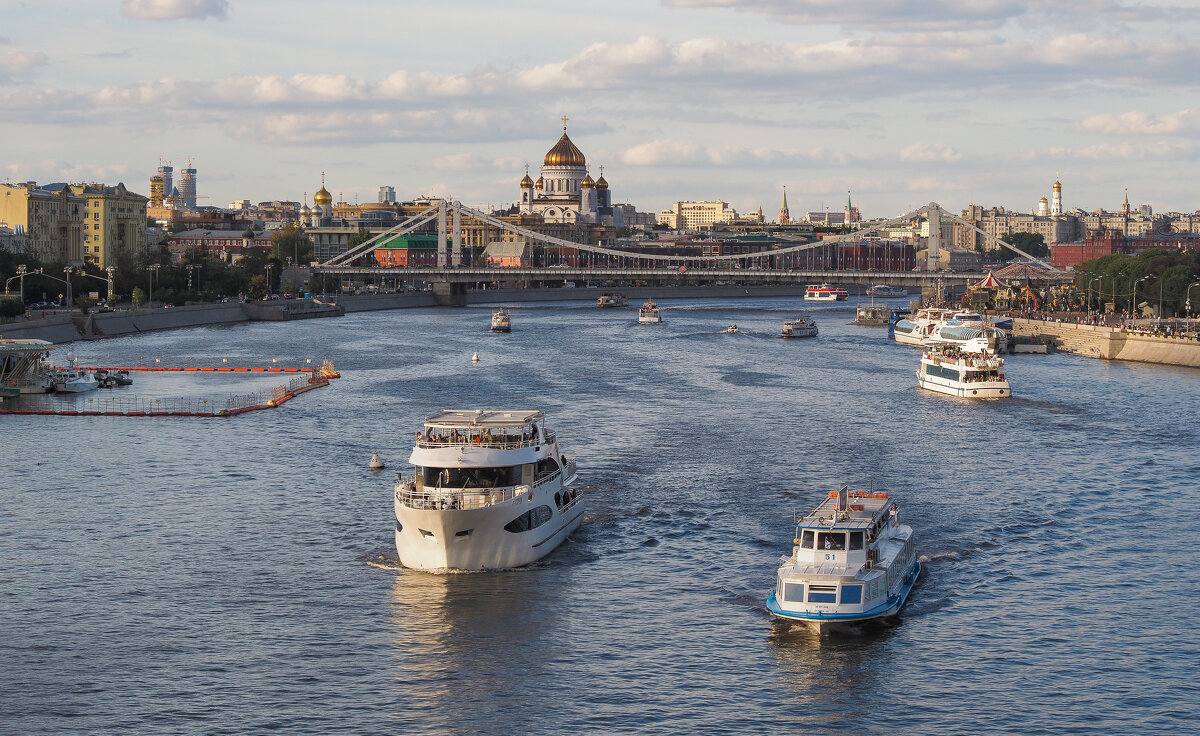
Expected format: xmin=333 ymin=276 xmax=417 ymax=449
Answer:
xmin=1011 ymin=317 xmax=1200 ymax=368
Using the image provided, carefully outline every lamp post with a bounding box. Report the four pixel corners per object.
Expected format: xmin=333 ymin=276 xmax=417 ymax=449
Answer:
xmin=148 ymin=264 xmax=160 ymax=308
xmin=1186 ymin=281 xmax=1200 ymax=320
xmin=16 ymin=264 xmax=27 ymax=302
xmin=265 ymin=263 xmax=274 ymax=295
xmin=63 ymin=266 xmax=74 ymax=307
xmin=1089 ymin=276 xmax=1102 ymax=315
xmin=105 ymin=266 xmax=115 ymax=305
xmin=1132 ymin=275 xmax=1149 ymax=325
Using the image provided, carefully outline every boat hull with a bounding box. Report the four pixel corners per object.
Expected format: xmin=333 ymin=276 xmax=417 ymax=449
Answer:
xmin=767 ymin=561 xmax=921 ymax=633
xmin=394 ymin=481 xmax=582 ymax=571
xmin=916 ymin=372 xmax=1010 ymax=398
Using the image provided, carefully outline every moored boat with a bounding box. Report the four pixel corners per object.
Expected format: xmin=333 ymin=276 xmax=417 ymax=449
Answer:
xmin=51 ymin=370 xmax=99 ymax=393
xmin=638 ymin=300 xmax=662 ymax=324
xmin=490 ymin=308 xmax=512 ymax=333
xmin=597 ymin=293 xmax=628 ymax=308
xmin=767 ymin=485 xmax=919 ymax=633
xmin=916 ymin=344 xmax=1011 ymax=398
xmin=867 ymin=284 xmax=907 ymax=298
xmin=726 ymin=324 xmax=739 ymax=334
xmin=393 ymin=409 xmax=582 ymax=571
xmin=804 ymin=284 xmax=849 ymax=302
xmin=923 ymin=322 xmax=1008 ymax=355
xmin=782 ymin=315 xmax=818 ymax=338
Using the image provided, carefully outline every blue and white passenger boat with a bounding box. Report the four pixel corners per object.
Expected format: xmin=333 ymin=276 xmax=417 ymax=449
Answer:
xmin=767 ymin=486 xmax=919 ymax=633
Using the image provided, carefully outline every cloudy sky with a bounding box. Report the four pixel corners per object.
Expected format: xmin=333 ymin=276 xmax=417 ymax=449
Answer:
xmin=3 ymin=0 xmax=1199 ymax=218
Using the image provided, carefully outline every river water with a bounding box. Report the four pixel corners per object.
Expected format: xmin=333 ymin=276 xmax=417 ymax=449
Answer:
xmin=3 ymin=296 xmax=1198 ymax=735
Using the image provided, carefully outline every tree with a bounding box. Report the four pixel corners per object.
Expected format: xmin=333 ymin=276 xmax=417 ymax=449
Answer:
xmin=990 ymin=232 xmax=1048 ymax=262
xmin=246 ymin=274 xmax=268 ymax=300
xmin=131 ymin=286 xmax=147 ymax=307
xmin=271 ymin=225 xmax=312 ymax=265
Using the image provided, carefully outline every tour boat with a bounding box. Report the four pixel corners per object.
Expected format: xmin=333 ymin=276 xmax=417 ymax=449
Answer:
xmin=767 ymin=486 xmax=919 ymax=633
xmin=916 ymin=345 xmax=1011 ymax=399
xmin=804 ymin=284 xmax=849 ymax=302
xmin=490 ymin=308 xmax=511 ymax=333
xmin=597 ymin=293 xmax=628 ymax=308
xmin=638 ymin=300 xmax=662 ymax=324
xmin=782 ymin=315 xmax=818 ymax=338
xmin=867 ymin=284 xmax=907 ymax=298
xmin=923 ymin=323 xmax=1008 ymax=355
xmin=393 ymin=409 xmax=582 ymax=571
xmin=892 ymin=307 xmax=952 ymax=346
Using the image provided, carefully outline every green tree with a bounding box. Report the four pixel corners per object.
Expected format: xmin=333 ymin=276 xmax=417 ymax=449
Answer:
xmin=131 ymin=286 xmax=147 ymax=307
xmin=246 ymin=274 xmax=268 ymax=300
xmin=271 ymin=225 xmax=312 ymax=265
xmin=990 ymin=232 xmax=1048 ymax=262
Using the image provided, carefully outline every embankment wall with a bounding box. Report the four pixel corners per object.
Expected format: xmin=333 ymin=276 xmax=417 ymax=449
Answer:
xmin=1011 ymin=318 xmax=1200 ymax=368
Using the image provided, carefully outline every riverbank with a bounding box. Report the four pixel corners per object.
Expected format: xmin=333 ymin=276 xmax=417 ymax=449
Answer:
xmin=0 ymin=285 xmax=810 ymax=344
xmin=1010 ymin=317 xmax=1200 ymax=368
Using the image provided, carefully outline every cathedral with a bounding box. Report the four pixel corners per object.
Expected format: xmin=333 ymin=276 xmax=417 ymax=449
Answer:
xmin=518 ymin=118 xmax=615 ymax=226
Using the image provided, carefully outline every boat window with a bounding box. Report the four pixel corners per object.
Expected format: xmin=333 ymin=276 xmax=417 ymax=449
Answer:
xmin=422 ymin=466 xmax=519 ymax=489
xmin=849 ymin=531 xmax=864 ymax=550
xmin=817 ymin=532 xmax=845 ymax=551
xmin=800 ymin=530 xmax=814 ymax=549
xmin=503 ymin=505 xmax=553 ymax=534
xmin=840 ymin=585 xmax=862 ymax=605
xmin=807 ymin=585 xmax=837 ymax=604
xmin=783 ymin=582 xmax=804 ymax=603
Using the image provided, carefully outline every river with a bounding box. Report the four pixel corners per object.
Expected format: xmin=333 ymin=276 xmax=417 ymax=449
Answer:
xmin=2 ymin=296 xmax=1197 ymax=734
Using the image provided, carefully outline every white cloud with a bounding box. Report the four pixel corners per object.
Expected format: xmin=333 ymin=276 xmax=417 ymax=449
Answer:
xmin=426 ymin=154 xmax=525 ymax=172
xmin=1077 ymin=109 xmax=1200 ymax=136
xmin=899 ymin=143 xmax=964 ymax=163
xmin=0 ymin=49 xmax=49 ymax=80
xmin=619 ymin=138 xmax=854 ymax=167
xmin=121 ymin=0 xmax=229 ymax=21
xmin=1074 ymin=141 xmax=1196 ymax=161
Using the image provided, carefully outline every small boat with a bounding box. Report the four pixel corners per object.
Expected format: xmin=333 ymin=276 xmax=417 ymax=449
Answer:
xmin=804 ymin=284 xmax=849 ymax=302
xmin=726 ymin=324 xmax=739 ymax=334
xmin=490 ymin=308 xmax=511 ymax=333
xmin=782 ymin=315 xmax=818 ymax=338
xmin=597 ymin=293 xmax=628 ymax=308
xmin=767 ymin=486 xmax=919 ymax=633
xmin=393 ymin=409 xmax=582 ymax=571
xmin=867 ymin=284 xmax=907 ymax=298
xmin=638 ymin=300 xmax=662 ymax=324
xmin=52 ymin=370 xmax=99 ymax=393
xmin=916 ymin=344 xmax=1011 ymax=398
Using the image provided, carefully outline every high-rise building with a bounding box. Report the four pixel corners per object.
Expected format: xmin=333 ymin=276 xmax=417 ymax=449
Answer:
xmin=379 ymin=185 xmax=396 ymax=204
xmin=157 ymin=162 xmax=173 ymax=201
xmin=178 ymin=161 xmax=197 ymax=210
xmin=149 ymin=174 xmax=165 ymax=209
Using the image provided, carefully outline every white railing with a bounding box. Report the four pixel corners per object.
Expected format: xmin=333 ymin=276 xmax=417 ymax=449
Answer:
xmin=415 ymin=428 xmax=555 ymax=450
xmin=394 ymin=477 xmax=531 ymax=511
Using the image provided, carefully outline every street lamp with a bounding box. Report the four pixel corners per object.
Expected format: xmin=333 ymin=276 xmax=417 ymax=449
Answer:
xmin=63 ymin=266 xmax=74 ymax=307
xmin=105 ymin=266 xmax=115 ymax=304
xmin=265 ymin=263 xmax=274 ymax=295
xmin=1132 ymin=275 xmax=1150 ymax=323
xmin=1089 ymin=276 xmax=1102 ymax=315
xmin=1186 ymin=281 xmax=1200 ymax=319
xmin=148 ymin=264 xmax=161 ymax=308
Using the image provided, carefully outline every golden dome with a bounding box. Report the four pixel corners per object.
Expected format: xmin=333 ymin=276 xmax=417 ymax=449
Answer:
xmin=535 ymin=176 xmax=544 ymax=189
xmin=314 ymin=185 xmax=332 ymax=205
xmin=520 ymin=173 xmax=534 ymax=188
xmin=1054 ymin=179 xmax=1062 ymax=190
xmin=581 ymin=174 xmax=595 ymax=189
xmin=1040 ymin=196 xmax=1048 ymax=203
xmin=544 ymin=132 xmax=586 ymax=167
xmin=595 ymin=175 xmax=608 ymax=190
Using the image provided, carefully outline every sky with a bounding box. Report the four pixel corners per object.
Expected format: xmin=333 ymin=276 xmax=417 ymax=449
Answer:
xmin=3 ymin=0 xmax=1200 ymax=219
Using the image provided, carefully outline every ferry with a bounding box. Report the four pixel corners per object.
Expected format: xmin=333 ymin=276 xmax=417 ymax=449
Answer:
xmin=638 ymin=300 xmax=662 ymax=324
xmin=490 ymin=308 xmax=511 ymax=333
xmin=891 ymin=307 xmax=954 ymax=346
xmin=924 ymin=323 xmax=1008 ymax=355
xmin=0 ymin=338 xmax=55 ymax=394
xmin=867 ymin=285 xmax=907 ymax=298
xmin=767 ymin=486 xmax=919 ymax=633
xmin=782 ymin=315 xmax=818 ymax=338
xmin=393 ymin=410 xmax=582 ymax=571
xmin=597 ymin=293 xmax=628 ymax=308
xmin=916 ymin=345 xmax=1010 ymax=399
xmin=804 ymin=284 xmax=849 ymax=302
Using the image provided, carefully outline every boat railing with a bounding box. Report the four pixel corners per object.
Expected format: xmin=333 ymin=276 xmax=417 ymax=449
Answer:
xmin=395 ymin=477 xmax=532 ymax=510
xmin=416 ymin=427 xmax=555 ymax=450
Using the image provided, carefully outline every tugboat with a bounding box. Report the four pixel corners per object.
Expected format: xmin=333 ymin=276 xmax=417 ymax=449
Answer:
xmin=490 ymin=308 xmax=512 ymax=333
xmin=392 ymin=409 xmax=582 ymax=571
xmin=782 ymin=315 xmax=818 ymax=338
xmin=767 ymin=486 xmax=919 ymax=633
xmin=916 ymin=344 xmax=1010 ymax=399
xmin=638 ymin=300 xmax=662 ymax=324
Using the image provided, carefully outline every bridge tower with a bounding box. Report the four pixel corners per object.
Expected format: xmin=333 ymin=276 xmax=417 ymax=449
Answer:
xmin=926 ymin=202 xmax=942 ymax=272
xmin=437 ymin=200 xmax=448 ymax=268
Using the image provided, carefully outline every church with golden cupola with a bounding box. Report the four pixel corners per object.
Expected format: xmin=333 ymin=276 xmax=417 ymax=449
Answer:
xmin=518 ymin=118 xmax=615 ymax=226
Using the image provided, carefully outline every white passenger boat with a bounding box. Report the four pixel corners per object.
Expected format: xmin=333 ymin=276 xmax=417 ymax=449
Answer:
xmin=804 ymin=284 xmax=849 ymax=302
xmin=891 ymin=307 xmax=953 ymax=346
xmin=0 ymin=338 xmax=55 ymax=394
xmin=782 ymin=315 xmax=818 ymax=338
xmin=916 ymin=345 xmax=1010 ymax=399
xmin=867 ymin=284 xmax=907 ymax=298
xmin=638 ymin=300 xmax=662 ymax=324
xmin=767 ymin=486 xmax=919 ymax=633
xmin=923 ymin=322 xmax=1008 ymax=355
xmin=490 ymin=308 xmax=511 ymax=333
xmin=393 ymin=410 xmax=582 ymax=571
xmin=597 ymin=293 xmax=628 ymax=308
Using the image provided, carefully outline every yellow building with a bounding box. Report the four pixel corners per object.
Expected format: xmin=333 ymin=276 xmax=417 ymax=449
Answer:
xmin=0 ymin=182 xmax=86 ymax=264
xmin=64 ymin=183 xmax=149 ymax=267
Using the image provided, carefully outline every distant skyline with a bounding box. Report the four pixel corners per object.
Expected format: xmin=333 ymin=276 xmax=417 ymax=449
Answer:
xmin=3 ymin=1 xmax=1200 ymax=218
